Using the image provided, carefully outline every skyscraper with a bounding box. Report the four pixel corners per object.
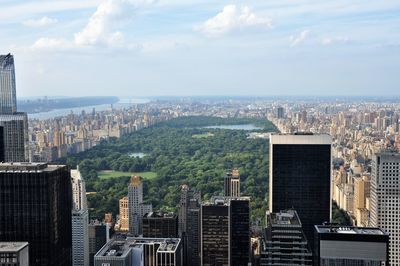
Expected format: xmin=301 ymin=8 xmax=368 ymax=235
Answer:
xmin=224 ymin=169 xmax=240 ymax=197
xmin=119 ymin=196 xmax=129 ymax=232
xmin=370 ymin=152 xmax=400 ymax=265
xmin=128 ymin=176 xmax=152 ymax=236
xmin=143 ymin=211 xmax=178 ymax=238
xmin=0 ymin=162 xmax=72 ymax=266
xmin=314 ymin=225 xmax=389 ymax=265
xmin=0 ymin=126 xmax=4 ymax=162
xmin=201 ymin=197 xmax=250 ymax=266
xmin=0 ymin=54 xmax=17 ymax=114
xmin=0 ymin=54 xmax=28 ymax=162
xmin=260 ymin=210 xmax=312 ymax=265
xmin=269 ymin=133 xmax=332 ymax=249
xmin=179 ymin=185 xmax=201 ymax=266
xmin=71 ymin=168 xmax=89 ymax=266
xmin=72 ymin=210 xmax=89 ymax=266
xmin=0 ymin=242 xmax=29 ymax=266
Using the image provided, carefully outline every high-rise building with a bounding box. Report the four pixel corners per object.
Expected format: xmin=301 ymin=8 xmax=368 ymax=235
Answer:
xmin=94 ymin=237 xmax=182 ymax=266
xmin=71 ymin=168 xmax=88 ymax=211
xmin=370 ymin=152 xmax=400 ymax=265
xmin=89 ymin=221 xmax=110 ymax=266
xmin=224 ymin=169 xmax=240 ymax=197
xmin=0 ymin=242 xmax=29 ymax=266
xmin=128 ymin=176 xmax=152 ymax=236
xmin=143 ymin=211 xmax=178 ymax=238
xmin=314 ymin=225 xmax=389 ymax=265
xmin=72 ymin=210 xmax=89 ymax=266
xmin=0 ymin=54 xmax=28 ymax=162
xmin=260 ymin=210 xmax=312 ymax=265
xmin=201 ymin=197 xmax=250 ymax=266
xmin=0 ymin=54 xmax=17 ymax=114
xmin=0 ymin=163 xmax=72 ymax=266
xmin=71 ymin=168 xmax=89 ymax=266
xmin=179 ymin=185 xmax=201 ymax=266
xmin=119 ymin=197 xmax=129 ymax=232
xmin=277 ymin=107 xmax=284 ymax=119
xmin=0 ymin=126 xmax=4 ymax=162
xmin=269 ymin=133 xmax=332 ymax=249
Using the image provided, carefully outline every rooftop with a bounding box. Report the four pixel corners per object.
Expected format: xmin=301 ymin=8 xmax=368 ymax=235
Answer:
xmin=95 ymin=237 xmax=181 ymax=258
xmin=143 ymin=211 xmax=177 ymax=219
xmin=0 ymin=242 xmax=28 ymax=252
xmin=315 ymin=225 xmax=386 ymax=235
xmin=0 ymin=162 xmax=66 ymax=172
xmin=269 ymin=210 xmax=301 ymax=226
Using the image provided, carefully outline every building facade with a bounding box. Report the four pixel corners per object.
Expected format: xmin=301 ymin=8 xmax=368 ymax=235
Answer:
xmin=128 ymin=176 xmax=152 ymax=236
xmin=370 ymin=152 xmax=400 ymax=265
xmin=0 ymin=242 xmax=29 ymax=266
xmin=0 ymin=163 xmax=72 ymax=266
xmin=143 ymin=211 xmax=178 ymax=238
xmin=269 ymin=133 xmax=332 ymax=248
xmin=72 ymin=210 xmax=89 ymax=266
xmin=0 ymin=54 xmax=28 ymax=162
xmin=201 ymin=197 xmax=250 ymax=266
xmin=119 ymin=197 xmax=129 ymax=232
xmin=94 ymin=237 xmax=182 ymax=266
xmin=224 ymin=169 xmax=240 ymax=197
xmin=314 ymin=225 xmax=389 ymax=266
xmin=260 ymin=210 xmax=312 ymax=265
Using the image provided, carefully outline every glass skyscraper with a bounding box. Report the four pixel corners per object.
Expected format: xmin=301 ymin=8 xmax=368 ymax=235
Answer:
xmin=0 ymin=54 xmax=28 ymax=162
xmin=0 ymin=54 xmax=17 ymax=114
xmin=269 ymin=133 xmax=332 ymax=250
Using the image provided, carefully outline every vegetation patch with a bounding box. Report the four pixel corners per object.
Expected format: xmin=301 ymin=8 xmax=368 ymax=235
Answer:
xmin=192 ymin=132 xmax=214 ymax=139
xmin=98 ymin=170 xmax=157 ymax=180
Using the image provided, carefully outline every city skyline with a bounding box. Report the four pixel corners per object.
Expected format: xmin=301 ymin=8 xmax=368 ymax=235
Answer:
xmin=0 ymin=1 xmax=399 ymax=97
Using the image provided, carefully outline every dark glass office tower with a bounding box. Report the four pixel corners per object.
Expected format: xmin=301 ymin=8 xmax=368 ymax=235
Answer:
xmin=201 ymin=197 xmax=250 ymax=266
xmin=0 ymin=163 xmax=72 ymax=266
xmin=201 ymin=200 xmax=229 ymax=266
xmin=269 ymin=134 xmax=331 ymax=249
xmin=142 ymin=211 xmax=178 ymax=238
xmin=230 ymin=198 xmax=250 ymax=266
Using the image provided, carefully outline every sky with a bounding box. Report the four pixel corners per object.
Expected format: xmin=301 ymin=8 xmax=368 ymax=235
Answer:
xmin=1 ymin=0 xmax=399 ymax=97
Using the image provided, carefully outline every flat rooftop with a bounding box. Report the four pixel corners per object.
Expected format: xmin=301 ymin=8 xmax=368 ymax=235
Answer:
xmin=0 ymin=242 xmax=28 ymax=252
xmin=315 ymin=225 xmax=386 ymax=236
xmin=95 ymin=237 xmax=181 ymax=258
xmin=269 ymin=210 xmax=301 ymax=226
xmin=0 ymin=162 xmax=66 ymax=172
xmin=143 ymin=211 xmax=177 ymax=219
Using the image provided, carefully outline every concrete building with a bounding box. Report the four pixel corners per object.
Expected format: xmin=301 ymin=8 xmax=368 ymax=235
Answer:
xmin=314 ymin=225 xmax=389 ymax=265
xmin=72 ymin=210 xmax=89 ymax=266
xmin=71 ymin=168 xmax=88 ymax=210
xmin=89 ymin=221 xmax=110 ymax=266
xmin=0 ymin=163 xmax=72 ymax=266
xmin=269 ymin=133 xmax=332 ymax=249
xmin=370 ymin=152 xmax=400 ymax=265
xmin=260 ymin=210 xmax=312 ymax=265
xmin=94 ymin=236 xmax=182 ymax=266
xmin=128 ymin=176 xmax=152 ymax=236
xmin=224 ymin=169 xmax=240 ymax=197
xmin=0 ymin=242 xmax=29 ymax=266
xmin=119 ymin=197 xmax=129 ymax=232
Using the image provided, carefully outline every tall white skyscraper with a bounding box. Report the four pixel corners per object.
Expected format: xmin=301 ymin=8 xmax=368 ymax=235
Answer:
xmin=71 ymin=168 xmax=89 ymax=266
xmin=128 ymin=175 xmax=152 ymax=236
xmin=71 ymin=167 xmax=88 ymax=210
xmin=370 ymin=152 xmax=400 ymax=265
xmin=0 ymin=54 xmax=28 ymax=162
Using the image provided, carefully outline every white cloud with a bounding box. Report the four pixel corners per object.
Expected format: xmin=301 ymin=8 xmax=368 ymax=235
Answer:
xmin=22 ymin=16 xmax=58 ymax=27
xmin=74 ymin=0 xmax=155 ymax=47
xmin=31 ymin=38 xmax=72 ymax=50
xmin=321 ymin=36 xmax=349 ymax=45
xmin=197 ymin=5 xmax=272 ymax=37
xmin=290 ymin=29 xmax=310 ymax=47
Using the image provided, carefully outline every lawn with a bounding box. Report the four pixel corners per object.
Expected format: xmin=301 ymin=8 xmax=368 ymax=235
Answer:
xmin=98 ymin=170 xmax=157 ymax=180
xmin=192 ymin=132 xmax=214 ymax=139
